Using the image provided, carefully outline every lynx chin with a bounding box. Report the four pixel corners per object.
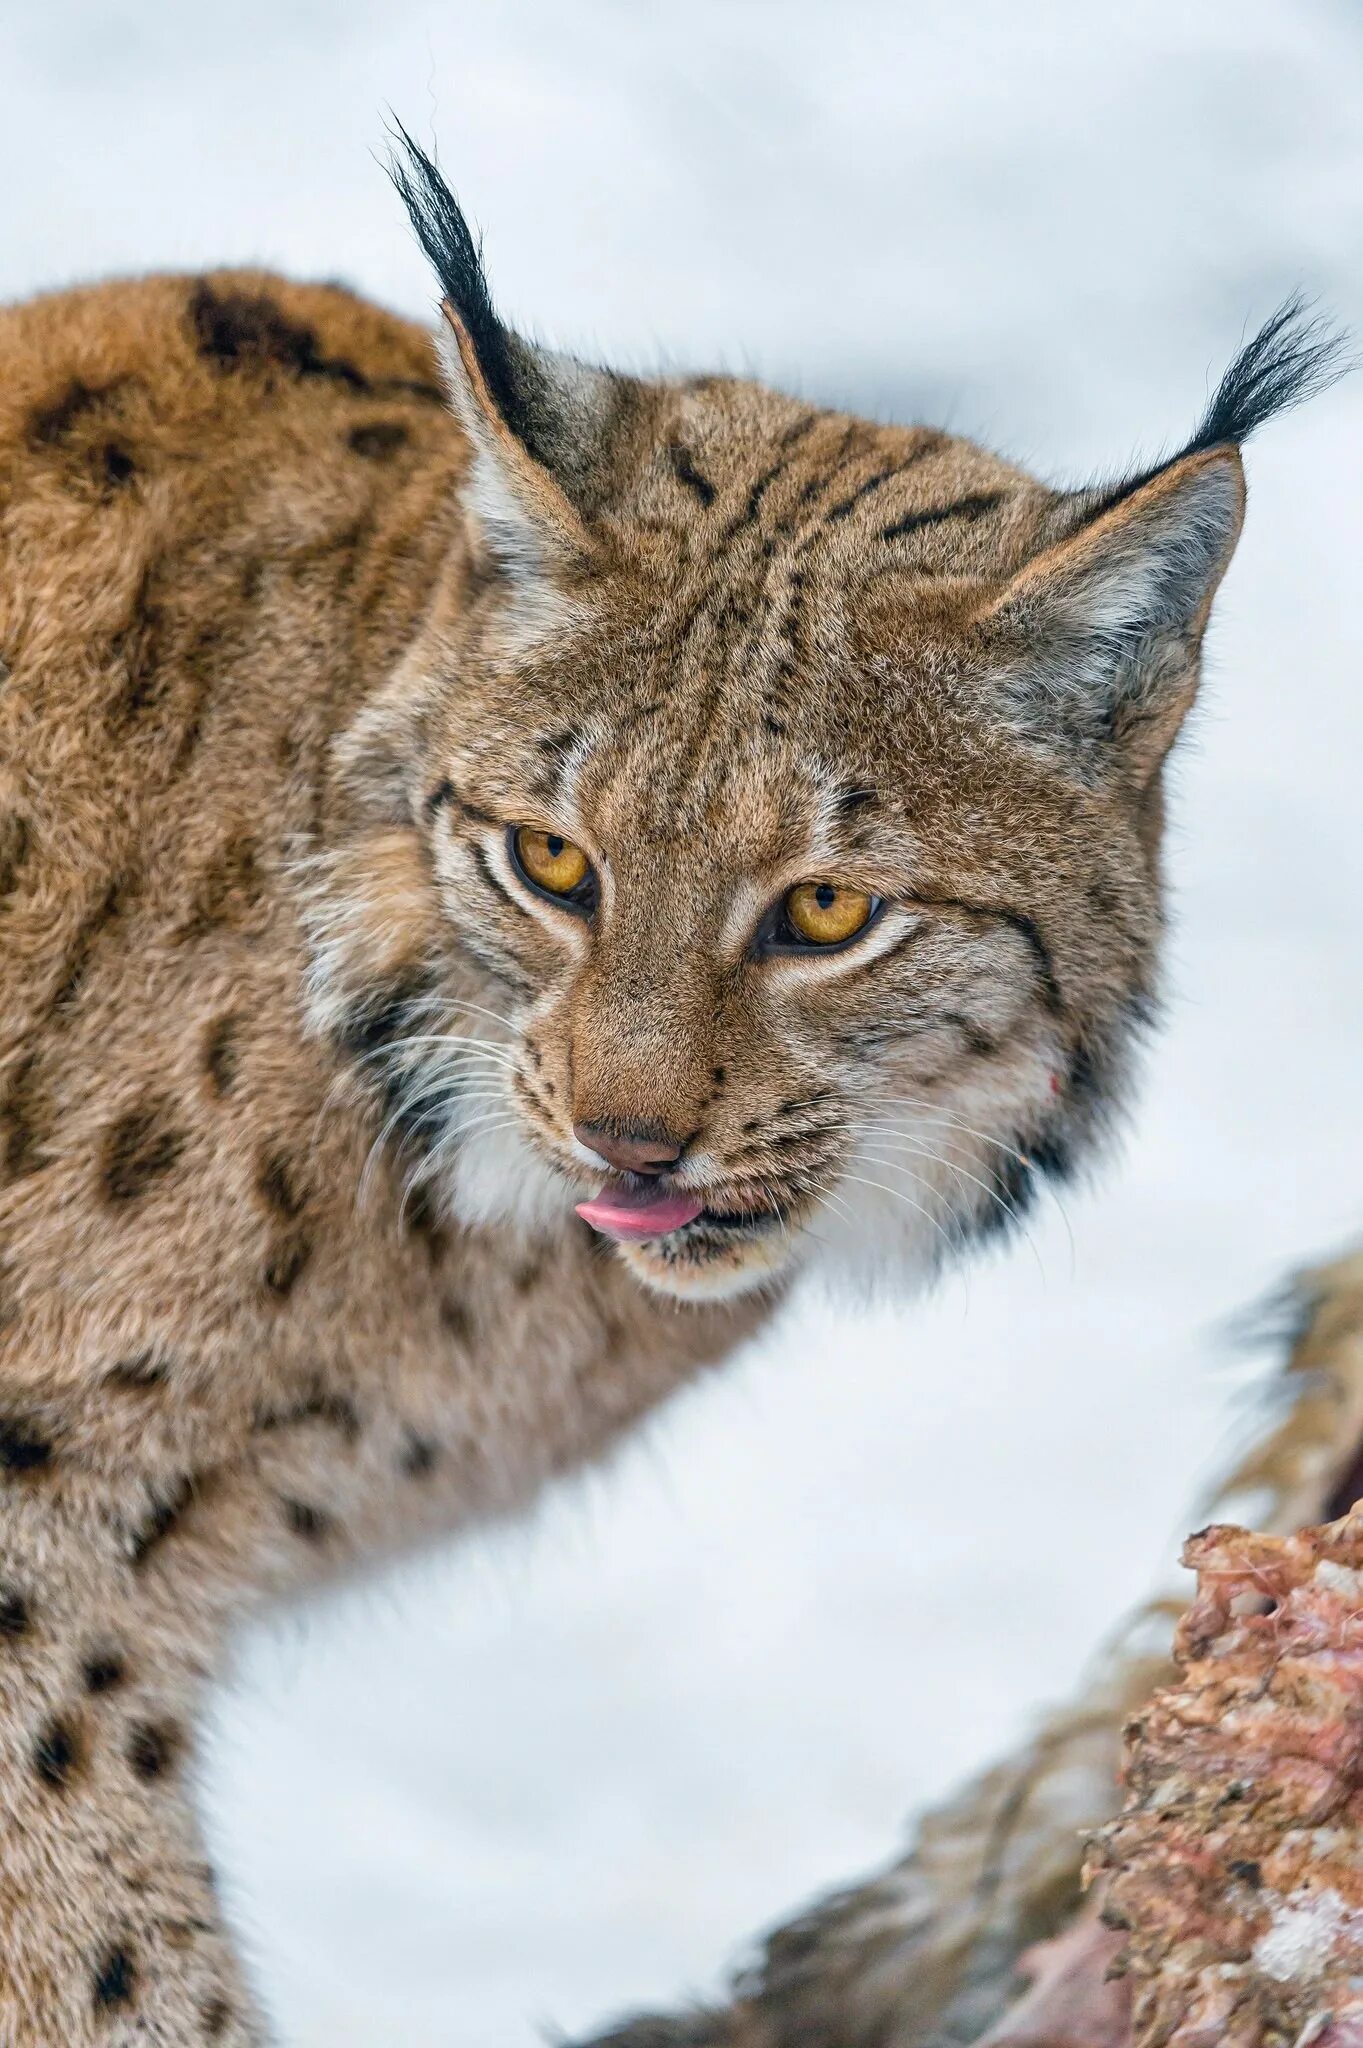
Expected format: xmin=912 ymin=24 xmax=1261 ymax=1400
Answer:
xmin=0 ymin=123 xmax=1340 ymax=2043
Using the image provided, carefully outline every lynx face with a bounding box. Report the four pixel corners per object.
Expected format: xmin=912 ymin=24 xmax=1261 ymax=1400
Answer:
xmin=310 ymin=140 xmax=1333 ymax=1304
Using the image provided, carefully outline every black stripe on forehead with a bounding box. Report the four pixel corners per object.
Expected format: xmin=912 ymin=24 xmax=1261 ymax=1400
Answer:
xmin=880 ymin=492 xmax=1005 ymax=542
xmin=820 ymin=432 xmax=949 ymax=527
xmin=715 ymin=417 xmax=855 ymax=550
xmin=668 ymin=442 xmax=716 ymax=506
xmin=824 ymin=467 xmax=902 ymax=523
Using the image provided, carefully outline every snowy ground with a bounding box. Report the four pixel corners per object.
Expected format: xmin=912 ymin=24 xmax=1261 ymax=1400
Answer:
xmin=4 ymin=4 xmax=1362 ymax=2041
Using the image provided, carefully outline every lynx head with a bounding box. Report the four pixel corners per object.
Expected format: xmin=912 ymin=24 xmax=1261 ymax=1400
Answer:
xmin=312 ymin=133 xmax=1341 ymax=1305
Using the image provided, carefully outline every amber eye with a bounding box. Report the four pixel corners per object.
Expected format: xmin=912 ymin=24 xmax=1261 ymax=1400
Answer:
xmin=783 ymin=880 xmax=878 ymax=947
xmin=510 ymin=826 xmax=593 ymax=903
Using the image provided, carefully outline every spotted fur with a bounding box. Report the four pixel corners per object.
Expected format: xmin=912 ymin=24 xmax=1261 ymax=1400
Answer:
xmin=0 ymin=139 xmax=1336 ymax=2038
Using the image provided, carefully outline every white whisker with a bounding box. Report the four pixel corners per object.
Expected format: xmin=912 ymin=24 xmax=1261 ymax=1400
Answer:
xmin=834 ymin=1170 xmax=957 ymax=1255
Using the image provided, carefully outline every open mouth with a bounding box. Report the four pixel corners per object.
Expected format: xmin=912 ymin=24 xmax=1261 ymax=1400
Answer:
xmin=575 ymin=1175 xmax=778 ymax=1246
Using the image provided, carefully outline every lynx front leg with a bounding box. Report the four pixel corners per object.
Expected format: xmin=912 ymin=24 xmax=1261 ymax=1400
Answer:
xmin=0 ymin=1323 xmax=513 ymax=2045
xmin=580 ymin=1248 xmax=1363 ymax=2048
xmin=0 ymin=1484 xmax=261 ymax=2045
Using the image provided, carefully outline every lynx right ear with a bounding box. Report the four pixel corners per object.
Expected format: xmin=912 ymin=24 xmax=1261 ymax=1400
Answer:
xmin=979 ymin=298 xmax=1346 ymax=785
xmin=980 ymin=446 xmax=1246 ymax=784
xmin=389 ymin=126 xmax=624 ymax=583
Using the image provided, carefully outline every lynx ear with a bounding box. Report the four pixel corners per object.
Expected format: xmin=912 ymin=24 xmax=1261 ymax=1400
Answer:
xmin=982 ymin=447 xmax=1245 ymax=782
xmin=389 ymin=126 xmax=622 ymax=581
xmin=980 ymin=299 xmax=1345 ymax=784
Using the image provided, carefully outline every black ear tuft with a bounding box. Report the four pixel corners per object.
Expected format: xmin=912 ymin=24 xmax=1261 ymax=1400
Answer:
xmin=385 ymin=120 xmax=522 ymax=429
xmin=1185 ymin=295 xmax=1349 ymax=454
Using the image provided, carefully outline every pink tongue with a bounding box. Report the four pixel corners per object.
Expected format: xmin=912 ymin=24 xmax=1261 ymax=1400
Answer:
xmin=575 ymin=1178 xmax=705 ymax=1243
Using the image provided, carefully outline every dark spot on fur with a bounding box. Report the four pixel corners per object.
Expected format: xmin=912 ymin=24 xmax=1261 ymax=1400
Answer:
xmin=264 ymin=1235 xmax=312 ymax=1299
xmin=130 ymin=1476 xmax=196 ymax=1567
xmin=189 ymin=282 xmax=369 ymax=390
xmin=0 ymin=1420 xmax=52 ymax=1473
xmin=440 ymin=1296 xmax=472 ymax=1344
xmin=34 ymin=1716 xmax=81 ymax=1789
xmin=29 ymin=378 xmax=127 ymax=446
xmin=106 ymin=563 xmax=165 ymax=725
xmin=103 ymin=1104 xmax=187 ymax=1203
xmin=101 ymin=442 xmax=136 ymax=489
xmin=403 ymin=1183 xmax=449 ymax=1263
xmin=281 ymin=1497 xmax=332 ymax=1542
xmin=128 ymin=1720 xmax=180 ymax=1781
xmin=1068 ymin=1043 xmax=1101 ymax=1109
xmin=401 ymin=1433 xmax=440 ymax=1478
xmin=166 ymin=625 xmax=220 ymax=776
xmin=1229 ymin=1858 xmax=1263 ymax=1888
xmin=763 ymin=714 xmax=786 ymax=738
xmin=0 ymin=1587 xmax=30 ymax=1638
xmin=348 ymin=420 xmax=409 ymax=459
xmin=424 ymin=777 xmax=455 ymax=817
xmin=513 ymin=1258 xmax=543 ymax=1295
xmin=834 ymin=786 xmax=876 ymax=817
xmin=1028 ymin=1134 xmax=1075 ymax=1183
xmin=536 ymin=727 xmax=578 ymax=757
xmin=178 ymin=836 xmax=263 ymax=941
xmin=49 ymin=875 xmax=131 ymax=1017
xmin=0 ymin=812 xmax=30 ymax=902
xmin=712 ymin=1066 xmax=727 ymax=1086
xmin=257 ymin=1151 xmax=307 ymax=1220
xmin=105 ymin=1350 xmax=168 ymax=1391
xmin=92 ymin=1944 xmax=137 ymax=2009
xmin=162 ymin=1917 xmax=212 ymax=1950
xmin=254 ymin=1388 xmax=360 ymax=1442
xmin=84 ymin=1652 xmax=127 ymax=1694
xmin=204 ymin=1015 xmax=241 ymax=1097
xmin=2 ymin=1051 xmax=50 ymax=1180
xmin=337 ymin=972 xmax=434 ymax=1062
xmin=973 ymin=1150 xmax=1038 ymax=1244
xmin=201 ymin=1997 xmax=232 ymax=2037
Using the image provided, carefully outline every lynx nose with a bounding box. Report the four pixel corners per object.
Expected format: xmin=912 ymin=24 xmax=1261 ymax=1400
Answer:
xmin=573 ymin=1122 xmax=686 ymax=1177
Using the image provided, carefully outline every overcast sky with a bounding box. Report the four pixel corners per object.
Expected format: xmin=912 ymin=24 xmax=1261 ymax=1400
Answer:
xmin=4 ymin=7 xmax=1361 ymax=2044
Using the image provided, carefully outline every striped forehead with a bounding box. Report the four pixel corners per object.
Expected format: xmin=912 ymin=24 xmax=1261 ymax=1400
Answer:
xmin=538 ymin=700 xmax=874 ymax=873
xmin=636 ymin=389 xmax=1033 ymax=564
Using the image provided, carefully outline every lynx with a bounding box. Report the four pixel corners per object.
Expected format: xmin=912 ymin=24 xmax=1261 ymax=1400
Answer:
xmin=0 ymin=129 xmax=1337 ymax=2041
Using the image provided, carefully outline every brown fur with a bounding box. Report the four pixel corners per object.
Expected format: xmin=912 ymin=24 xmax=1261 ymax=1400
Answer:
xmin=0 ymin=212 xmax=1305 ymax=2038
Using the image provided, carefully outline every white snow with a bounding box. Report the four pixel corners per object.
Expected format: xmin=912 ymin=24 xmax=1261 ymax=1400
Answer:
xmin=3 ymin=4 xmax=1362 ymax=2042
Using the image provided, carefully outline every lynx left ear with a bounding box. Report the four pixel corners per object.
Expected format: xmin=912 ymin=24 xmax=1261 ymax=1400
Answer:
xmin=980 ymin=298 xmax=1345 ymax=784
xmin=388 ymin=124 xmax=624 ymax=580
xmin=981 ymin=446 xmax=1246 ymax=783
